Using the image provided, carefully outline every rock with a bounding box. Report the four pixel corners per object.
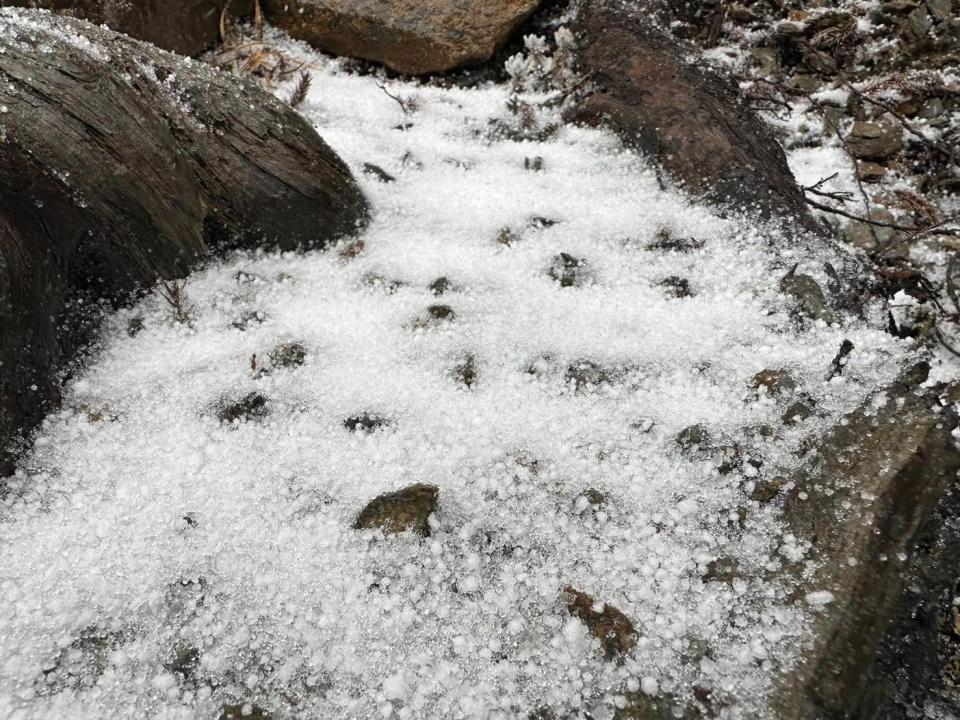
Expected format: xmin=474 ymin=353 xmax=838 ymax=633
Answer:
xmin=750 ymin=369 xmax=797 ymax=397
xmin=362 ymin=163 xmax=396 ymax=183
xmin=569 ymin=3 xmax=818 ymax=231
xmin=786 ymin=73 xmax=824 ymax=94
xmin=782 ymin=401 xmax=815 ymax=426
xmin=676 ymin=424 xmax=712 ymax=453
xmin=343 ymin=414 xmax=393 ymax=433
xmin=750 ymin=478 xmax=785 ymax=503
xmin=428 ymin=276 xmax=452 ymax=296
xmin=548 ymin=253 xmax=588 ymax=287
xmin=268 ymin=342 xmax=307 ymax=369
xmin=413 ymin=304 xmax=456 ymax=328
xmin=857 ymin=161 xmax=888 ymax=183
xmin=780 ymin=271 xmax=835 ymax=323
xmin=702 ymin=557 xmax=741 ymax=585
xmin=0 ymin=10 xmax=366 ymax=469
xmin=453 ymin=355 xmax=478 ymax=388
xmin=37 ymin=627 xmax=126 ymax=694
xmin=842 ymin=208 xmax=896 ymax=249
xmin=0 ymin=0 xmax=253 ymax=56
xmin=261 ymin=0 xmax=540 ymax=75
xmin=217 ymin=393 xmax=269 ymax=424
xmin=562 ymin=586 xmax=638 ymax=659
xmin=353 ymin=483 xmax=439 ymax=536
xmin=659 ymin=276 xmax=693 ymax=298
xmin=646 ymin=229 xmax=704 ymax=253
xmin=846 ymin=121 xmax=904 ymax=161
xmin=565 ymin=360 xmax=612 ymax=392
xmin=219 ymin=704 xmax=272 ymax=720
xmin=775 ymin=365 xmax=960 ymax=719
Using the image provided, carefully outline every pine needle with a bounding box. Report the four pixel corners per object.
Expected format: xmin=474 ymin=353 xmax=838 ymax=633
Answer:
xmin=289 ymin=71 xmax=312 ymax=108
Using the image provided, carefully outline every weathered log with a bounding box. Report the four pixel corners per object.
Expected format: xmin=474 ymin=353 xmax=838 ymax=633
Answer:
xmin=0 ymin=8 xmax=368 ymax=471
xmin=0 ymin=0 xmax=252 ymax=56
xmin=569 ymin=0 xmax=817 ymax=232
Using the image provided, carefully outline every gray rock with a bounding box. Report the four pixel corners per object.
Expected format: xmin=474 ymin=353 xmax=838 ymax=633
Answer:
xmin=846 ymin=121 xmax=904 ymax=161
xmin=780 ymin=271 xmax=836 ymax=323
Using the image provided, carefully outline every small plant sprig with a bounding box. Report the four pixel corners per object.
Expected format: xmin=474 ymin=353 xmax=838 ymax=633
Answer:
xmin=158 ymin=279 xmax=195 ymax=326
xmin=289 ymin=71 xmax=312 ymax=108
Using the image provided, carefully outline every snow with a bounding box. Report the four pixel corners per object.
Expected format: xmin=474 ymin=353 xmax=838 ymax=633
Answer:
xmin=0 ymin=22 xmax=917 ymax=720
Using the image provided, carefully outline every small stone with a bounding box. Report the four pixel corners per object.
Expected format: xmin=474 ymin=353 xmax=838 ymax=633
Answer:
xmin=219 ymin=704 xmax=272 ymax=720
xmin=565 ymin=360 xmax=612 ymax=392
xmin=524 ymin=156 xmax=545 ymax=171
xmin=857 ymin=161 xmax=887 ymax=183
xmin=428 ymin=304 xmax=455 ymax=321
xmin=362 ymin=162 xmax=396 ymax=183
xmin=780 ymin=271 xmax=835 ymax=323
xmin=496 ymin=226 xmax=520 ymax=245
xmin=362 ymin=273 xmax=404 ymax=293
xmin=842 ymin=208 xmax=896 ymax=249
xmin=548 ymin=252 xmax=587 ymax=287
xmin=581 ymin=488 xmax=608 ymax=506
xmin=786 ymin=74 xmax=823 ymax=94
xmin=339 ymin=238 xmax=365 ymax=259
xmin=428 ymin=276 xmax=452 ymax=296
xmin=749 ymin=478 xmax=784 ymax=503
xmin=659 ymin=276 xmax=693 ymax=298
xmin=231 ymin=310 xmax=266 ymax=330
xmin=750 ymin=369 xmax=797 ymax=397
xmin=217 ymin=393 xmax=269 ymax=423
xmin=127 ymin=316 xmax=145 ymax=337
xmin=846 ymin=120 xmax=903 ymax=161
xmin=353 ymin=483 xmax=439 ymax=536
xmin=702 ymin=557 xmax=741 ymax=585
xmin=268 ymin=342 xmax=306 ymax=369
xmin=528 ymin=216 xmax=559 ymax=229
xmin=453 ymin=355 xmax=478 ymax=388
xmin=343 ymin=413 xmax=393 ymax=433
xmin=562 ymin=586 xmax=637 ymax=658
xmin=235 ymin=270 xmax=263 ymax=284
xmin=676 ymin=424 xmax=711 ymax=453
xmin=783 ymin=400 xmax=815 ymax=426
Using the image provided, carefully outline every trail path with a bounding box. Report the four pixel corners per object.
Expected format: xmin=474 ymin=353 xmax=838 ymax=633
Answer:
xmin=0 ymin=34 xmax=908 ymax=720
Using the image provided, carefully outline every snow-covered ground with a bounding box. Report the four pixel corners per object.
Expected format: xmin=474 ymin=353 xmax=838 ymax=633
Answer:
xmin=0 ymin=32 xmax=914 ymax=720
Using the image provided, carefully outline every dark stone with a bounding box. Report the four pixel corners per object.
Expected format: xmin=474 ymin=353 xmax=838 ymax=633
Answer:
xmin=353 ymin=483 xmax=439 ymax=536
xmin=846 ymin=121 xmax=905 ymax=161
xmin=563 ymin=585 xmax=638 ymax=659
xmin=428 ymin=276 xmax=452 ymax=296
xmin=646 ymin=228 xmax=704 ymax=252
xmin=659 ymin=276 xmax=693 ymax=298
xmin=569 ymin=1 xmax=819 ymax=231
xmin=453 ymin=355 xmax=478 ymax=388
xmin=780 ymin=271 xmax=835 ymax=323
xmin=750 ymin=478 xmax=784 ymax=503
xmin=751 ymin=368 xmax=797 ymax=397
xmin=269 ymin=342 xmax=307 ymax=369
xmin=362 ymin=162 xmax=396 ymax=183
xmin=0 ymin=11 xmax=367 ymax=469
xmin=676 ymin=424 xmax=712 ymax=453
xmin=548 ymin=253 xmax=587 ymax=287
xmin=343 ymin=413 xmax=393 ymax=433
xmin=164 ymin=646 xmax=200 ymax=684
xmin=217 ymin=393 xmax=269 ymax=424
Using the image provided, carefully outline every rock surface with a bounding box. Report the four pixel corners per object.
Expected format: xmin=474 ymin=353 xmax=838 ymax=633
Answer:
xmin=569 ymin=0 xmax=818 ymax=231
xmin=0 ymin=9 xmax=367 ymax=471
xmin=0 ymin=0 xmax=252 ymax=56
xmin=775 ymin=364 xmax=960 ymax=719
xmin=261 ymin=0 xmax=541 ymax=75
xmin=353 ymin=483 xmax=439 ymax=536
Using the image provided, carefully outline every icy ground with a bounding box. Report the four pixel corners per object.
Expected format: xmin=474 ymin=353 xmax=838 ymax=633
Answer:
xmin=0 ymin=32 xmax=915 ymax=720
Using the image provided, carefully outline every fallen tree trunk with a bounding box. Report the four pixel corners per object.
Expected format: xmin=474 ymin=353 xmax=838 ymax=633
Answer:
xmin=0 ymin=8 xmax=368 ymax=472
xmin=0 ymin=0 xmax=252 ymax=56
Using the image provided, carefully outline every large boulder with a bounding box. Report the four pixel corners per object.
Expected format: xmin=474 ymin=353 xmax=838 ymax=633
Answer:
xmin=260 ymin=0 xmax=541 ymax=75
xmin=0 ymin=8 xmax=368 ymax=471
xmin=775 ymin=364 xmax=960 ymax=719
xmin=569 ymin=0 xmax=817 ymax=232
xmin=0 ymin=0 xmax=252 ymax=56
